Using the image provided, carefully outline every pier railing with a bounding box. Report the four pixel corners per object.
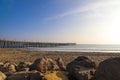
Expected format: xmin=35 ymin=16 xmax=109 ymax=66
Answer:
xmin=0 ymin=40 xmax=76 ymax=48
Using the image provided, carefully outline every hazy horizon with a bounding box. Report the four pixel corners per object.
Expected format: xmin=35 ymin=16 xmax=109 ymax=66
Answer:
xmin=1 ymin=0 xmax=120 ymax=44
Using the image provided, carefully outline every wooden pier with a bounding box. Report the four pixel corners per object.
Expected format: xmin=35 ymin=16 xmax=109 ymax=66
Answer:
xmin=0 ymin=40 xmax=76 ymax=48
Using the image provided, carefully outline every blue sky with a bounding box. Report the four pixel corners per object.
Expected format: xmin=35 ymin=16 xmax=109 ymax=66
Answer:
xmin=0 ymin=0 xmax=120 ymax=44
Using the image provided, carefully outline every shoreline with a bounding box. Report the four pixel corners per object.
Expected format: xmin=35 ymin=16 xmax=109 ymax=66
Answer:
xmin=0 ymin=48 xmax=120 ymax=67
xmin=19 ymin=46 xmax=120 ymax=53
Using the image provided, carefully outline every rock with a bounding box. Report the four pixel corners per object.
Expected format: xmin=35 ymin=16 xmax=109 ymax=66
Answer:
xmin=0 ymin=62 xmax=16 ymax=72
xmin=46 ymin=58 xmax=59 ymax=71
xmin=7 ymin=64 xmax=16 ymax=72
xmin=0 ymin=63 xmax=4 ymax=72
xmin=43 ymin=71 xmax=68 ymax=80
xmin=30 ymin=57 xmax=59 ymax=73
xmin=7 ymin=71 xmax=68 ymax=80
xmin=21 ymin=68 xmax=29 ymax=72
xmin=0 ymin=63 xmax=3 ymax=66
xmin=3 ymin=62 xmax=10 ymax=70
xmin=0 ymin=71 xmax=7 ymax=80
xmin=17 ymin=62 xmax=31 ymax=71
xmin=7 ymin=71 xmax=42 ymax=80
xmin=66 ymin=56 xmax=96 ymax=80
xmin=56 ymin=57 xmax=66 ymax=71
xmin=30 ymin=58 xmax=47 ymax=73
xmin=28 ymin=71 xmax=43 ymax=80
xmin=94 ymin=57 xmax=120 ymax=80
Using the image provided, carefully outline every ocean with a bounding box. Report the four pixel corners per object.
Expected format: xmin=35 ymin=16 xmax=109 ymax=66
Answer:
xmin=26 ymin=44 xmax=120 ymax=53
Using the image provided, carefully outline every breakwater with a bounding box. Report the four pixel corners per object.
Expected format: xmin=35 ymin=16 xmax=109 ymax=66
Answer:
xmin=0 ymin=40 xmax=76 ymax=48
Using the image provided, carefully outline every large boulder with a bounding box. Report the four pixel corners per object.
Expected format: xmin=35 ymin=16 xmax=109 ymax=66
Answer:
xmin=66 ymin=56 xmax=96 ymax=80
xmin=30 ymin=58 xmax=47 ymax=72
xmin=0 ymin=71 xmax=7 ymax=80
xmin=30 ymin=57 xmax=59 ymax=73
xmin=94 ymin=57 xmax=120 ymax=80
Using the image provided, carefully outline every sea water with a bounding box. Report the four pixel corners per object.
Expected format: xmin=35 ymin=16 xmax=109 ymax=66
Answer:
xmin=26 ymin=44 xmax=120 ymax=53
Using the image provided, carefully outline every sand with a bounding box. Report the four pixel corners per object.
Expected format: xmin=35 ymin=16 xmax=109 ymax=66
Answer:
xmin=0 ymin=48 xmax=120 ymax=67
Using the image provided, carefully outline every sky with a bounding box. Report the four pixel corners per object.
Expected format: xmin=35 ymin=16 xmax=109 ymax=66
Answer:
xmin=0 ymin=0 xmax=120 ymax=44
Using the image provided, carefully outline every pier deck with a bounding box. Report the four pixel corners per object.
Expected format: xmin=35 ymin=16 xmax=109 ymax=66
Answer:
xmin=0 ymin=40 xmax=76 ymax=48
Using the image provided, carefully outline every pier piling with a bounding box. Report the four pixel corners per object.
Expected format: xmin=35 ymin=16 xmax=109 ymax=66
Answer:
xmin=0 ymin=40 xmax=76 ymax=48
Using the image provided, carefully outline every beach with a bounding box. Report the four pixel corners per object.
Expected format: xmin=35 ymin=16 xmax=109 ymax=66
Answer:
xmin=0 ymin=48 xmax=120 ymax=67
xmin=0 ymin=48 xmax=120 ymax=80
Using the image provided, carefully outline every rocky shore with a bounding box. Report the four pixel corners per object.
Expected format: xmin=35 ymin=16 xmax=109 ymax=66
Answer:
xmin=0 ymin=48 xmax=120 ymax=80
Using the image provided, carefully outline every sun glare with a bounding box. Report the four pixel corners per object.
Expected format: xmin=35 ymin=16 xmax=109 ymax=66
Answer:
xmin=106 ymin=9 xmax=120 ymax=44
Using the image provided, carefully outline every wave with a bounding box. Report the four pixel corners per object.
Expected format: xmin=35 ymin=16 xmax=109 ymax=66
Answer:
xmin=22 ymin=44 xmax=120 ymax=53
